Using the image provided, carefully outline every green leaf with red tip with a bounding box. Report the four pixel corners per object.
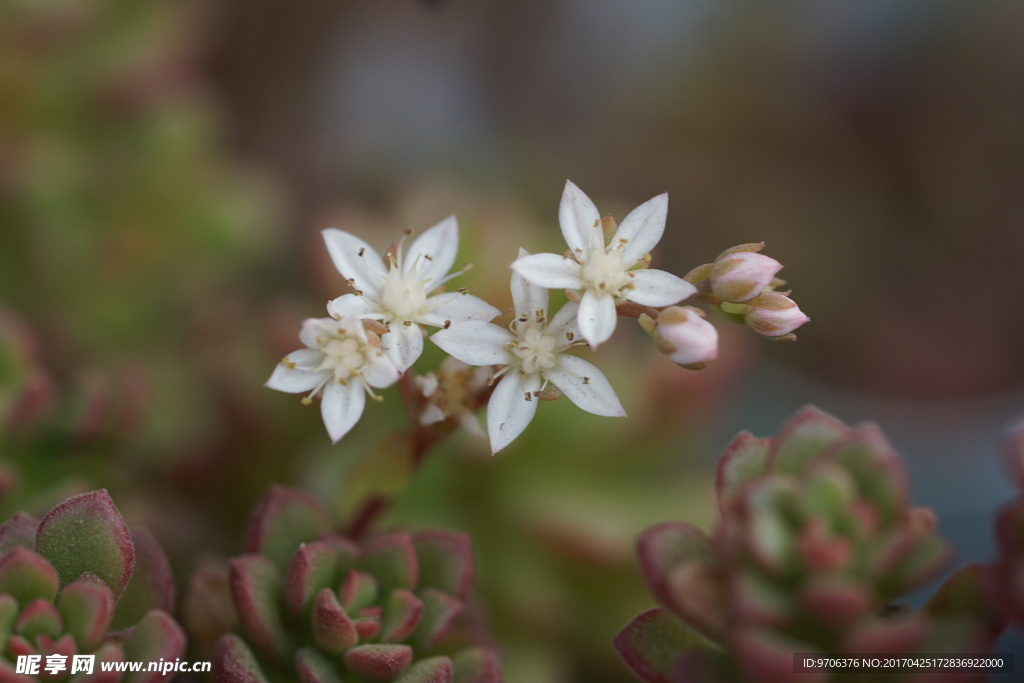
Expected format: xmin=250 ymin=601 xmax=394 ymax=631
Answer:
xmin=358 ymin=534 xmax=419 ymax=594
xmin=311 ymin=588 xmax=357 ymax=654
xmin=295 ymin=647 xmax=343 ymax=683
xmin=636 ymin=522 xmax=713 ymax=609
xmin=0 ymin=513 xmax=38 ymax=553
xmin=412 ymin=588 xmax=463 ymax=651
xmin=396 ymin=656 xmax=453 ymax=683
xmin=35 ymin=490 xmax=135 ymax=598
xmin=339 ymin=570 xmax=379 ymax=612
xmin=874 ymin=532 xmax=950 ymax=600
xmin=842 ymin=614 xmax=927 ymax=654
xmin=213 ymin=633 xmax=270 ymax=683
xmin=15 ymin=599 xmax=63 ymax=641
xmin=381 ymin=589 xmax=423 ymax=643
xmin=244 ymin=486 xmax=332 ymax=572
xmin=183 ymin=560 xmax=237 ymax=660
xmin=412 ymin=531 xmax=473 ymax=601
xmin=451 ymin=648 xmax=502 ymax=683
xmin=715 ymin=431 xmax=770 ymax=510
xmin=285 ymin=542 xmax=340 ymax=621
xmin=0 ymin=547 xmax=59 ymax=604
xmin=57 ymin=572 xmax=115 ymax=651
xmin=121 ymin=611 xmax=186 ymax=683
xmin=343 ymin=643 xmax=413 ymax=681
xmin=112 ymin=527 xmax=176 ymax=630
xmin=614 ymin=608 xmax=718 ymax=683
xmin=798 ymin=576 xmax=872 ymax=627
xmin=768 ymin=405 xmax=849 ymax=475
xmin=230 ymin=554 xmax=292 ymax=663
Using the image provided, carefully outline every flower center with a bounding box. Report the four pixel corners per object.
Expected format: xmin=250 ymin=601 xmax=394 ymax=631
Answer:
xmin=377 ymin=263 xmax=429 ymax=323
xmin=579 ymin=247 xmax=631 ymax=296
xmin=318 ymin=334 xmax=378 ymax=383
xmin=510 ymin=325 xmax=560 ymax=375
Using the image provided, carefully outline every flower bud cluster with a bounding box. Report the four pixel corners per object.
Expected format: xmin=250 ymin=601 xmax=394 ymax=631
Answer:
xmin=686 ymin=243 xmax=809 ymax=341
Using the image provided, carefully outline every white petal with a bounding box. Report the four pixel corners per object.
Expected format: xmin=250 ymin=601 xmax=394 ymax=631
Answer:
xmin=419 ymin=292 xmax=500 ymax=327
xmin=546 ymin=355 xmax=626 ymax=418
xmin=613 ymin=193 xmax=668 ymax=265
xmin=266 ymin=352 xmax=329 ymax=393
xmin=431 ymin=321 xmax=513 ymax=366
xmin=320 ymin=381 xmax=366 ymax=443
xmin=322 ymin=229 xmax=386 ymax=298
xmin=326 ymin=294 xmax=384 ymax=320
xmin=460 ymin=412 xmax=486 ymax=439
xmin=487 ymin=372 xmax=541 ymax=454
xmin=511 ymin=253 xmax=584 ymax=291
xmin=578 ymin=289 xmax=618 ymax=348
xmin=299 ymin=318 xmax=337 ymax=349
xmin=559 ymin=180 xmax=603 ymax=256
xmin=547 ymin=300 xmax=580 ymax=341
xmin=382 ymin=323 xmax=424 ymax=373
xmin=361 ymin=350 xmax=401 ymax=389
xmin=626 ymin=269 xmax=697 ymax=307
xmin=421 ymin=404 xmax=446 ymax=426
xmin=405 ymin=215 xmax=458 ymax=289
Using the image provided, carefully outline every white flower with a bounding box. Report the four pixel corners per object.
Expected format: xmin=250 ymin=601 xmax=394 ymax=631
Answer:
xmin=431 ymin=251 xmax=625 ymax=454
xmin=415 ymin=357 xmax=492 ymax=438
xmin=323 ymin=217 xmax=500 ymax=372
xmin=266 ymin=317 xmax=400 ymax=443
xmin=511 ymin=181 xmax=696 ymax=349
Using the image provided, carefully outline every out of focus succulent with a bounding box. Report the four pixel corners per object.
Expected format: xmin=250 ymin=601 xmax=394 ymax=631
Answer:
xmin=988 ymin=420 xmax=1024 ymax=628
xmin=615 ymin=406 xmax=997 ymax=683
xmin=0 ymin=490 xmax=183 ymax=680
xmin=196 ymin=486 xmax=501 ymax=682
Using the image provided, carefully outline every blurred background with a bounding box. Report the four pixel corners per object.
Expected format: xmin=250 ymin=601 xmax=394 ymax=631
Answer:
xmin=2 ymin=0 xmax=1024 ymax=680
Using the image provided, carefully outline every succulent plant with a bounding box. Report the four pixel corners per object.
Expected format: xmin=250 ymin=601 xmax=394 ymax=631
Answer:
xmin=0 ymin=489 xmax=184 ymax=680
xmin=200 ymin=486 xmax=501 ymax=683
xmin=615 ymin=406 xmax=997 ymax=683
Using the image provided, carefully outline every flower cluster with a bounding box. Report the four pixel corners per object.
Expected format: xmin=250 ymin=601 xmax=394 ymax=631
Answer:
xmin=268 ymin=182 xmax=809 ymax=453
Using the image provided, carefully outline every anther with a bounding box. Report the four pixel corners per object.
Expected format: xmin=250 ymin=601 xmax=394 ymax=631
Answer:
xmin=443 ymin=320 xmax=452 ymax=329
xmin=358 ymin=247 xmax=365 ymax=256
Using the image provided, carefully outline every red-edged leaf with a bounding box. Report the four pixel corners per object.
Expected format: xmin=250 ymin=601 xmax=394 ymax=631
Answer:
xmin=451 ymin=647 xmax=502 ymax=683
xmin=122 ymin=610 xmax=186 ymax=683
xmin=35 ymin=490 xmax=135 ymax=598
xmin=339 ymin=570 xmax=379 ymax=612
xmin=285 ymin=542 xmax=340 ymax=622
xmin=381 ymin=589 xmax=423 ymax=643
xmin=14 ymin=599 xmax=63 ymax=641
xmin=311 ymin=588 xmax=357 ymax=654
xmin=768 ymin=405 xmax=849 ymax=475
xmin=842 ymin=615 xmax=927 ymax=654
xmin=715 ymin=431 xmax=770 ymax=510
xmin=614 ymin=608 xmax=717 ymax=683
xmin=344 ymin=644 xmax=413 ymax=681
xmin=412 ymin=531 xmax=473 ymax=601
xmin=412 ymin=588 xmax=463 ymax=651
xmin=0 ymin=547 xmax=59 ymax=604
xmin=925 ymin=564 xmax=1006 ymax=638
xmin=244 ymin=486 xmax=332 ymax=571
xmin=396 ymin=656 xmax=453 ymax=683
xmin=358 ymin=534 xmax=419 ymax=594
xmin=636 ymin=522 xmax=713 ymax=608
xmin=56 ymin=572 xmax=115 ymax=651
xmin=798 ymin=576 xmax=873 ymax=627
xmin=732 ymin=629 xmax=824 ymax=683
xmin=212 ymin=633 xmax=270 ymax=683
xmin=230 ymin=554 xmax=292 ymax=663
xmin=112 ymin=526 xmax=176 ymax=630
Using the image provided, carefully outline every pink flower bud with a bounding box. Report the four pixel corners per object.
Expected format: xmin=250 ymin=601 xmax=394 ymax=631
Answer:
xmin=710 ymin=252 xmax=783 ymax=303
xmin=654 ymin=306 xmax=719 ymax=367
xmin=744 ymin=292 xmax=809 ymax=337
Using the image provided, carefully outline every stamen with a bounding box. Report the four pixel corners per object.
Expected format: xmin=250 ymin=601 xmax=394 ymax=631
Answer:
xmin=358 ymin=247 xmax=365 ymax=256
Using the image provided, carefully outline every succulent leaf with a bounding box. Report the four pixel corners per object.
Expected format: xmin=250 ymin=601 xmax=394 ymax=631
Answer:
xmin=35 ymin=489 xmax=135 ymax=598
xmin=768 ymin=406 xmax=849 ymax=475
xmin=0 ymin=547 xmax=60 ymax=604
xmin=381 ymin=588 xmax=424 ymax=643
xmin=295 ymin=647 xmax=343 ymax=683
xmin=121 ymin=610 xmax=187 ymax=683
xmin=411 ymin=531 xmax=473 ymax=601
xmin=285 ymin=542 xmax=340 ymax=621
xmin=715 ymin=431 xmax=770 ymax=509
xmin=358 ymin=534 xmax=420 ymax=595
xmin=451 ymin=647 xmax=502 ymax=683
xmin=112 ymin=526 xmax=176 ymax=630
xmin=411 ymin=588 xmax=463 ymax=651
xmin=636 ymin=522 xmax=712 ymax=608
xmin=213 ymin=633 xmax=271 ymax=683
xmin=243 ymin=486 xmax=332 ymax=571
xmin=343 ymin=643 xmax=414 ymax=681
xmin=56 ymin=572 xmax=115 ymax=651
xmin=310 ymin=587 xmax=357 ymax=654
xmin=396 ymin=656 xmax=453 ymax=683
xmin=230 ymin=554 xmax=293 ymax=663
xmin=0 ymin=513 xmax=38 ymax=554
xmin=614 ymin=608 xmax=718 ymax=683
